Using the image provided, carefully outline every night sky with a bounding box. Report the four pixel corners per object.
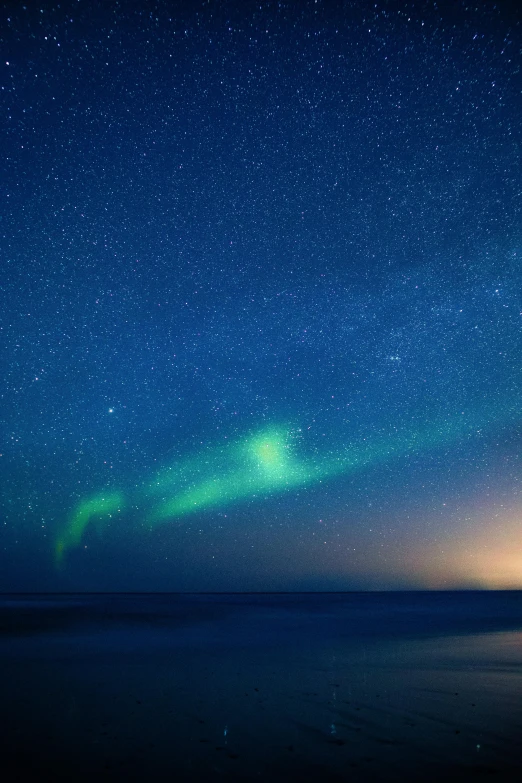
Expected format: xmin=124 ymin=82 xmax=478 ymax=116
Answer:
xmin=1 ymin=0 xmax=521 ymax=592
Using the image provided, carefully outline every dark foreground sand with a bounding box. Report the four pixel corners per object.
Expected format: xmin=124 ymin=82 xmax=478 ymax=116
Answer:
xmin=1 ymin=592 xmax=522 ymax=782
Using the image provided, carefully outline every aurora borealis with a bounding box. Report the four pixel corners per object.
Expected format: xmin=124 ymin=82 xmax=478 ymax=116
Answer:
xmin=1 ymin=0 xmax=521 ymax=591
xmin=56 ymin=402 xmax=519 ymax=572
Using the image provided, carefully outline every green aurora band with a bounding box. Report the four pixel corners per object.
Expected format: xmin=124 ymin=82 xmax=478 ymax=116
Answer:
xmin=55 ymin=491 xmax=124 ymax=566
xmin=54 ymin=406 xmax=518 ymax=564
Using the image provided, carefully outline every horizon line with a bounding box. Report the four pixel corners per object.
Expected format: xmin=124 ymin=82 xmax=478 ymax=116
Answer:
xmin=1 ymin=589 xmax=521 ymax=596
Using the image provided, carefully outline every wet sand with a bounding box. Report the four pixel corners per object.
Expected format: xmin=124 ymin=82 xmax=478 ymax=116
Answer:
xmin=1 ymin=592 xmax=522 ymax=781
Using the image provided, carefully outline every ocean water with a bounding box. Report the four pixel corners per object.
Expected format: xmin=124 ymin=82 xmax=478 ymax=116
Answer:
xmin=1 ymin=591 xmax=522 ymax=781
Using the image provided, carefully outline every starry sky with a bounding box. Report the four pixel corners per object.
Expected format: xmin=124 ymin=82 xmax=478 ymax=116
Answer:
xmin=1 ymin=0 xmax=521 ymax=592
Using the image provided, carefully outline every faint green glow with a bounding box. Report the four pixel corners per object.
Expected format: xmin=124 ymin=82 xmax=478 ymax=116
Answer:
xmin=150 ymin=427 xmax=321 ymax=522
xmin=55 ymin=491 xmax=124 ymax=566
xmin=54 ymin=404 xmax=519 ymax=563
xmin=248 ymin=429 xmax=289 ymax=472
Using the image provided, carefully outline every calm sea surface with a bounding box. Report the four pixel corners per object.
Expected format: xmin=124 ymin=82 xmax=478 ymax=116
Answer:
xmin=1 ymin=592 xmax=522 ymax=781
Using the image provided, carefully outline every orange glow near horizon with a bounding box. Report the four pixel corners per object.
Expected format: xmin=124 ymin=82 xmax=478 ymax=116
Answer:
xmin=397 ymin=507 xmax=522 ymax=589
xmin=313 ymin=502 xmax=522 ymax=591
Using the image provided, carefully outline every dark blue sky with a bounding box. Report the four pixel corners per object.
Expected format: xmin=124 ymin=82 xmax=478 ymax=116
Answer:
xmin=1 ymin=0 xmax=521 ymax=591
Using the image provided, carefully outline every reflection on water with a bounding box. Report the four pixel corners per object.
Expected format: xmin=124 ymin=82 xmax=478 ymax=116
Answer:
xmin=1 ymin=593 xmax=522 ymax=781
